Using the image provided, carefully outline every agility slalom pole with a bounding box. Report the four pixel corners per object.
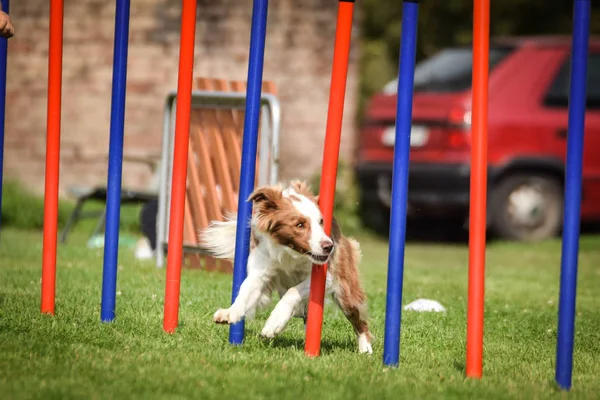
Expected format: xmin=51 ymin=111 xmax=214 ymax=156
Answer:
xmin=229 ymin=0 xmax=269 ymax=345
xmin=41 ymin=0 xmax=64 ymax=316
xmin=304 ymin=0 xmax=355 ymax=357
xmin=465 ymin=0 xmax=490 ymax=379
xmin=556 ymin=0 xmax=590 ymax=390
xmin=162 ymin=0 xmax=198 ymax=333
xmin=381 ymin=0 xmax=419 ymax=367
xmin=0 ymin=0 xmax=9 ymax=241
xmin=100 ymin=0 xmax=131 ymax=323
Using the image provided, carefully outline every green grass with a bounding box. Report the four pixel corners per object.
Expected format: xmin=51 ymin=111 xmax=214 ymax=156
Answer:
xmin=1 ymin=227 xmax=599 ymax=399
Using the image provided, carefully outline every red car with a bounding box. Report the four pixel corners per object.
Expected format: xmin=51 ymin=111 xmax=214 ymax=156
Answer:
xmin=355 ymin=35 xmax=600 ymax=241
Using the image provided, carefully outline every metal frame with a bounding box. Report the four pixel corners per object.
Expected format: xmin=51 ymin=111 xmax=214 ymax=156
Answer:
xmin=156 ymin=90 xmax=281 ymax=267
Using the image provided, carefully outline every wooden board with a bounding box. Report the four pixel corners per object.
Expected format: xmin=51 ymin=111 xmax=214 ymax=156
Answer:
xmin=181 ymin=77 xmax=277 ymax=273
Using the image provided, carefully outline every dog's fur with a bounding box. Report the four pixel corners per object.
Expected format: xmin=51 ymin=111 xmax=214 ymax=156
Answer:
xmin=199 ymin=180 xmax=373 ymax=354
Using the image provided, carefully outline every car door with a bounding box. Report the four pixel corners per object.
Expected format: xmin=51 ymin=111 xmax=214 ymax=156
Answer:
xmin=543 ymin=50 xmax=600 ymax=219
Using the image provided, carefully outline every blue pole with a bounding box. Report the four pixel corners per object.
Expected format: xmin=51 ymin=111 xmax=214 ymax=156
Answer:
xmin=229 ymin=0 xmax=269 ymax=345
xmin=101 ymin=0 xmax=131 ymax=322
xmin=0 ymin=0 xmax=9 ymax=241
xmin=383 ymin=0 xmax=419 ymax=367
xmin=556 ymin=0 xmax=590 ymax=390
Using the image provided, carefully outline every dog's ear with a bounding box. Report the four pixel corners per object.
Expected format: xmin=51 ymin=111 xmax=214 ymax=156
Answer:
xmin=290 ymin=180 xmax=319 ymax=204
xmin=248 ymin=186 xmax=282 ymax=211
xmin=290 ymin=180 xmax=313 ymax=196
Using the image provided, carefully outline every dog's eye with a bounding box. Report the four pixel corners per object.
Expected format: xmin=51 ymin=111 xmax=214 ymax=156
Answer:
xmin=319 ymin=218 xmax=324 ymax=226
xmin=296 ymin=222 xmax=304 ymax=229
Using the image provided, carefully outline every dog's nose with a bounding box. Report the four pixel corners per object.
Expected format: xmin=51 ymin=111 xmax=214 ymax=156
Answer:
xmin=320 ymin=239 xmax=334 ymax=254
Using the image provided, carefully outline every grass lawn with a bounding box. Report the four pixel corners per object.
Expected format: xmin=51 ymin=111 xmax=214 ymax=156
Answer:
xmin=1 ymin=227 xmax=599 ymax=399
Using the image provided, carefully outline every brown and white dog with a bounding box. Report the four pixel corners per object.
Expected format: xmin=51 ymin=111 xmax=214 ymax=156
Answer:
xmin=199 ymin=180 xmax=373 ymax=354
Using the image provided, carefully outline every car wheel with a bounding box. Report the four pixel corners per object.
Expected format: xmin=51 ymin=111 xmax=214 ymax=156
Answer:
xmin=490 ymin=173 xmax=563 ymax=242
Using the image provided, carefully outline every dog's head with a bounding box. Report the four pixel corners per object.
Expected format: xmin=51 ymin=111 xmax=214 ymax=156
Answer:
xmin=248 ymin=180 xmax=334 ymax=264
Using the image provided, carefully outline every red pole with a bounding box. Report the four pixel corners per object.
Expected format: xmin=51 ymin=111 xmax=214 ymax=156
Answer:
xmin=466 ymin=0 xmax=490 ymax=378
xmin=41 ymin=0 xmax=64 ymax=315
xmin=304 ymin=0 xmax=355 ymax=357
xmin=163 ymin=0 xmax=197 ymax=333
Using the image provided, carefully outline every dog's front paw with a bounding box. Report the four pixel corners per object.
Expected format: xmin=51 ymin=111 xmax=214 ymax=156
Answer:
xmin=357 ymin=333 xmax=373 ymax=354
xmin=213 ymin=307 xmax=243 ymax=324
xmin=260 ymin=322 xmax=280 ymax=339
xmin=260 ymin=307 xmax=292 ymax=339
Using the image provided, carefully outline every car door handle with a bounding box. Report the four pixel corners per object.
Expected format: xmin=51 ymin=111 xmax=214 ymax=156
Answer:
xmin=556 ymin=129 xmax=568 ymax=139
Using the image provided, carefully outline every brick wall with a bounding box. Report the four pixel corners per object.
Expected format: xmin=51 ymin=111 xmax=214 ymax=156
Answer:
xmin=4 ymin=0 xmax=361 ymax=197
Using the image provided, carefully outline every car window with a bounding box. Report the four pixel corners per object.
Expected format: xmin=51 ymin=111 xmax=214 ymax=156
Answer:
xmin=544 ymin=52 xmax=600 ymax=109
xmin=382 ymin=46 xmax=514 ymax=94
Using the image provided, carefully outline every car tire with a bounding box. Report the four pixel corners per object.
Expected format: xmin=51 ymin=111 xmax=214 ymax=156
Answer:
xmin=489 ymin=173 xmax=563 ymax=242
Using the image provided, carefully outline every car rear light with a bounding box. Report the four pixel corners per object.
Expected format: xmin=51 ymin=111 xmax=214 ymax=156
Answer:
xmin=446 ymin=106 xmax=471 ymax=149
xmin=381 ymin=125 xmax=430 ymax=148
xmin=381 ymin=126 xmax=395 ymax=146
xmin=448 ymin=106 xmax=472 ymax=126
xmin=447 ymin=128 xmax=471 ymax=149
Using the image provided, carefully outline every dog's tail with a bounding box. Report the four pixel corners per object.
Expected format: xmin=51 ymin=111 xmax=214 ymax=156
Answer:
xmin=198 ymin=212 xmax=238 ymax=261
